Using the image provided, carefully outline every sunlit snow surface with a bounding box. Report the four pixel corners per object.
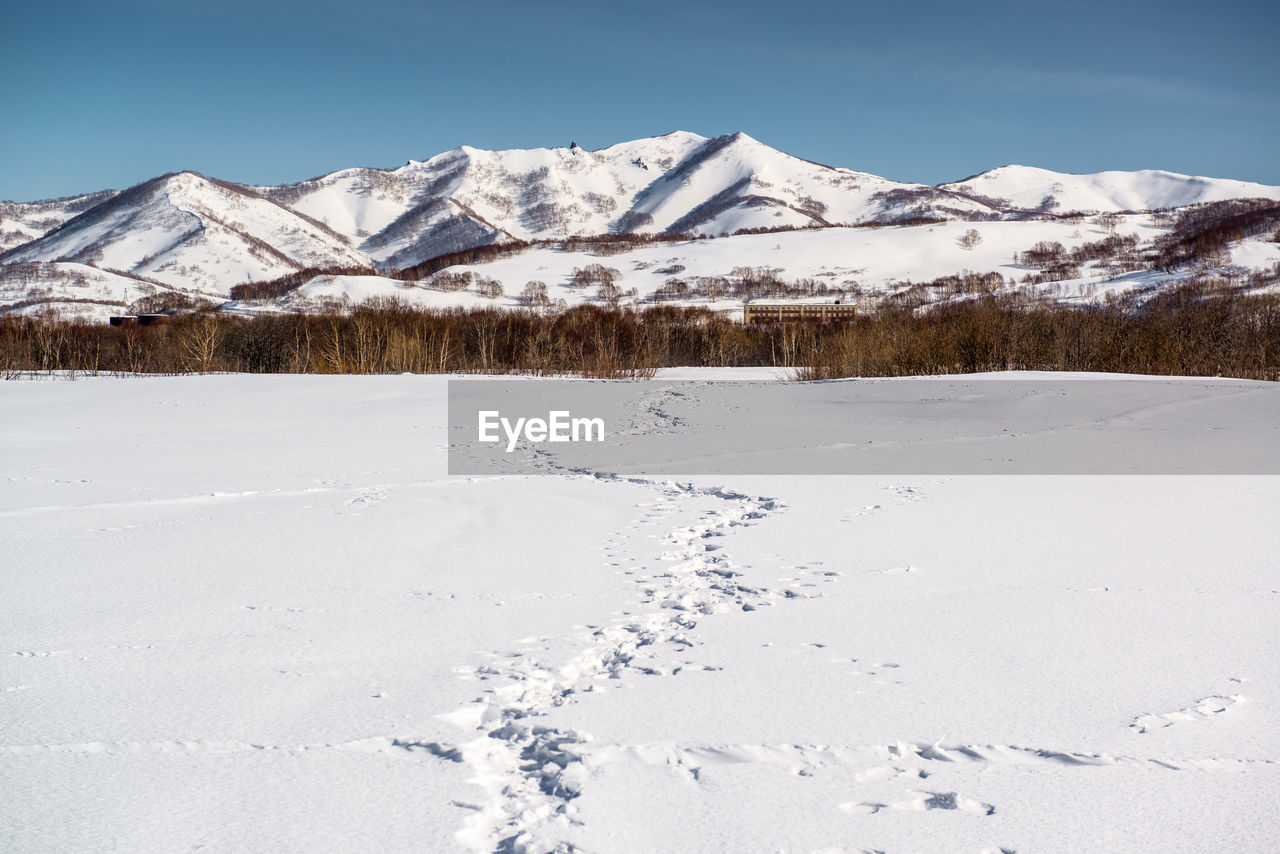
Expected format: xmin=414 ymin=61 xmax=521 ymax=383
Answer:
xmin=2 ymin=372 xmax=1278 ymax=853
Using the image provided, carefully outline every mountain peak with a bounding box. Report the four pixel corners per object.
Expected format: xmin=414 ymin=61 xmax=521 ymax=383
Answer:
xmin=6 ymin=132 xmax=1280 ymax=306
xmin=943 ymin=163 xmax=1280 ymax=212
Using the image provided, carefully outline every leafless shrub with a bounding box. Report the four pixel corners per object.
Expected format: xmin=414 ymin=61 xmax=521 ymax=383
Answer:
xmin=475 ymin=277 xmax=504 ymax=299
xmin=1016 ymin=241 xmax=1068 ymax=267
xmin=518 ymin=281 xmax=550 ymax=308
xmin=429 ymin=271 xmax=473 ymax=292
xmin=1097 ymin=212 xmax=1123 ymax=234
xmin=596 ymin=282 xmax=622 ymax=306
xmin=569 ymin=264 xmax=621 ymax=289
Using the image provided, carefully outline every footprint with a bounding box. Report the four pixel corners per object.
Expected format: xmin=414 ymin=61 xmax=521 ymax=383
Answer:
xmin=1131 ymin=694 xmax=1243 ymax=733
xmin=847 ymin=790 xmax=995 ymax=816
xmin=848 ymin=660 xmax=902 ymax=679
xmin=10 ymin=650 xmax=65 ymax=658
xmin=854 ymin=765 xmax=902 ymax=783
xmin=870 ymin=565 xmax=917 ymax=575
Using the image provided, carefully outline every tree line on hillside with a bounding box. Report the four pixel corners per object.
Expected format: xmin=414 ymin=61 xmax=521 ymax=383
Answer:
xmin=211 ymin=199 xmax=1280 ymax=309
xmin=1151 ymin=198 xmax=1280 ymax=271
xmin=3 ymin=280 xmax=1278 ymax=380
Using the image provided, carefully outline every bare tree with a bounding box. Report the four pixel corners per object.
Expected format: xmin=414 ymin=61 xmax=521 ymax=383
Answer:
xmin=475 ymin=277 xmax=504 ymax=299
xmin=596 ymin=282 xmax=621 ymax=306
xmin=1097 ymin=212 xmax=1122 ymax=235
xmin=518 ymin=281 xmax=549 ymax=308
xmin=181 ymin=317 xmax=224 ymax=373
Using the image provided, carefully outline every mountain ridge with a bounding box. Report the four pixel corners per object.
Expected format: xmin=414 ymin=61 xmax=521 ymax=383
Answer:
xmin=3 ymin=132 xmax=1279 ymax=305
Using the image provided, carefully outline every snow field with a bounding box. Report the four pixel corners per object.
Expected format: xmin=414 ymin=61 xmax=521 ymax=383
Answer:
xmin=1 ymin=372 xmax=1277 ymax=853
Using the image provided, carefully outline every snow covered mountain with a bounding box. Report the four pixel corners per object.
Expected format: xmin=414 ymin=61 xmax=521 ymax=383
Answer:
xmin=2 ymin=132 xmax=1278 ymax=317
xmin=3 ymin=172 xmax=371 ymax=293
xmin=941 ymin=164 xmax=1280 ymax=214
xmin=0 ymin=189 xmax=118 ymax=253
xmin=263 ymin=131 xmax=1000 ymax=270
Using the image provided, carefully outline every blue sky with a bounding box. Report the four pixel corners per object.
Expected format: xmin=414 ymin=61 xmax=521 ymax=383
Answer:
xmin=2 ymin=0 xmax=1276 ymax=201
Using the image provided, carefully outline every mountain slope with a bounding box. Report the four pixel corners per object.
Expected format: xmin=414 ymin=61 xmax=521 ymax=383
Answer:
xmin=3 ymin=173 xmax=370 ymax=293
xmin=941 ymin=165 xmax=1280 ymax=214
xmin=4 ymin=133 xmax=1280 ymax=312
xmin=0 ymin=261 xmax=212 ymax=321
xmin=0 ymin=190 xmax=119 ymax=253
xmin=265 ymin=132 xmax=1004 ymax=270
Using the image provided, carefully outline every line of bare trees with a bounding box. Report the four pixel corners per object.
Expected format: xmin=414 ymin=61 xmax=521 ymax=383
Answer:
xmin=3 ymin=281 xmax=1278 ymax=380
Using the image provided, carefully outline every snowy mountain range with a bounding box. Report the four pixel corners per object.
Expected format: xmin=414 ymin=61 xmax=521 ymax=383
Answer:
xmin=2 ymin=131 xmax=1279 ymax=317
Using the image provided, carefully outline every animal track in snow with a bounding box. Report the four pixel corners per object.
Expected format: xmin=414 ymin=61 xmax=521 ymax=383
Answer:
xmin=885 ymin=485 xmax=927 ymax=503
xmin=870 ymin=564 xmax=917 ymax=575
xmin=844 ymin=790 xmax=995 ymax=816
xmin=4 ymin=735 xmax=1269 ymax=773
xmin=840 ymin=483 xmax=931 ymax=522
xmin=854 ymin=764 xmax=917 ymax=783
xmin=424 ymin=468 xmax=931 ymax=851
xmin=847 ymin=660 xmax=902 ymax=679
xmin=435 ymin=477 xmax=784 ymax=854
xmin=774 ymin=563 xmax=840 ymax=600
xmin=9 ymin=649 xmax=68 ymax=658
xmin=1130 ymin=692 xmax=1244 ymax=734
xmin=346 ymin=487 xmax=387 ymax=505
xmin=244 ymin=604 xmax=329 ymax=614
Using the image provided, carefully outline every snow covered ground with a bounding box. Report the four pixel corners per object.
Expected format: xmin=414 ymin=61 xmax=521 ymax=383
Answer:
xmin=427 ymin=217 xmax=1168 ymax=311
xmin=10 ymin=213 xmax=1270 ymax=322
xmin=222 ymin=215 xmax=1194 ymax=318
xmin=0 ymin=262 xmax=211 ymax=322
xmin=2 ymin=372 xmax=1278 ymax=853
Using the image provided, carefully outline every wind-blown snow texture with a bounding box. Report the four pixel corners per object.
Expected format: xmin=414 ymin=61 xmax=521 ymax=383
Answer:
xmin=3 ymin=132 xmax=1279 ymax=318
xmin=2 ymin=372 xmax=1277 ymax=853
